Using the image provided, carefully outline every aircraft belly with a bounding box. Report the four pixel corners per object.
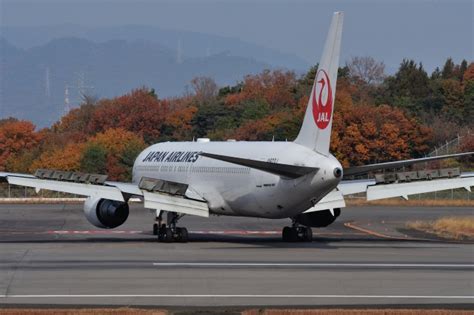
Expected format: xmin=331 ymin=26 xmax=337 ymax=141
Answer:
xmin=222 ymin=174 xmax=317 ymax=219
xmin=193 ymin=170 xmax=333 ymax=219
xmin=189 ymin=170 xmax=250 ymax=216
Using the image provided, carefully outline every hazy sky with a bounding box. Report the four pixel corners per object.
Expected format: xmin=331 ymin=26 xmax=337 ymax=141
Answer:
xmin=1 ymin=0 xmax=472 ymax=72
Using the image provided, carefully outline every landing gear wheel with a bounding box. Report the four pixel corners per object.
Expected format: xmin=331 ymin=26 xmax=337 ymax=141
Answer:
xmin=288 ymin=227 xmax=298 ymax=242
xmin=282 ymin=221 xmax=313 ymax=242
xmin=303 ymin=227 xmax=313 ymax=242
xmin=282 ymin=226 xmax=298 ymax=242
xmin=157 ymin=224 xmax=167 ymax=242
xmin=163 ymin=228 xmax=173 ymax=243
xmin=282 ymin=226 xmax=291 ymax=242
xmin=176 ymin=227 xmax=189 ymax=243
xmin=156 ymin=211 xmax=189 ymax=243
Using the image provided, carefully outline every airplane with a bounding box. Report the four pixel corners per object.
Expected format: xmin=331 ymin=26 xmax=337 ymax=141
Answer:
xmin=1 ymin=12 xmax=473 ymax=243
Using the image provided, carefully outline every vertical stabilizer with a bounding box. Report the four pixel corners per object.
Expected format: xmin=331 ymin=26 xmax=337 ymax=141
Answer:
xmin=294 ymin=12 xmax=343 ymax=155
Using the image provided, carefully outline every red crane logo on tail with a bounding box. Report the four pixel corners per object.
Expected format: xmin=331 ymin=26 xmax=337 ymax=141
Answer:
xmin=312 ymin=69 xmax=333 ymax=129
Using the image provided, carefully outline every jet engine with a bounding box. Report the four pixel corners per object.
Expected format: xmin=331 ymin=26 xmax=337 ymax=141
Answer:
xmin=83 ymin=197 xmax=129 ymax=229
xmin=294 ymin=208 xmax=341 ymax=228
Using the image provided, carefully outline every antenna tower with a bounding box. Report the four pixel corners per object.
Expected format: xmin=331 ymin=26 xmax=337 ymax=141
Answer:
xmin=64 ymin=85 xmax=70 ymax=114
xmin=45 ymin=67 xmax=51 ymax=98
xmin=177 ymin=39 xmax=183 ymax=64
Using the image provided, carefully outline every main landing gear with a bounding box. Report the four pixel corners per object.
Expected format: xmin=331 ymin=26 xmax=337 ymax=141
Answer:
xmin=153 ymin=211 xmax=189 ymax=243
xmin=282 ymin=219 xmax=312 ymax=242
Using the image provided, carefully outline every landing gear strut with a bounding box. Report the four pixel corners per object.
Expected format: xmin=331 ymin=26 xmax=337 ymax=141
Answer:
xmin=153 ymin=211 xmax=189 ymax=243
xmin=152 ymin=211 xmax=162 ymax=236
xmin=282 ymin=219 xmax=312 ymax=242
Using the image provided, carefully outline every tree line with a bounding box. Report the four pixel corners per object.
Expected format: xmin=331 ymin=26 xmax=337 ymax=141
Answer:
xmin=1 ymin=57 xmax=472 ymax=180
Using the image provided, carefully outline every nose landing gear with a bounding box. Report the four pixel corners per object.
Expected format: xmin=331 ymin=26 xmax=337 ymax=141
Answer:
xmin=282 ymin=219 xmax=312 ymax=242
xmin=153 ymin=211 xmax=189 ymax=243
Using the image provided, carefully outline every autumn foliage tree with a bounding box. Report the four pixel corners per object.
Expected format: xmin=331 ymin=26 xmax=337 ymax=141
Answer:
xmin=0 ymin=56 xmax=471 ymax=177
xmin=331 ymin=104 xmax=432 ymax=167
xmin=0 ymin=119 xmax=43 ymax=171
xmin=86 ymin=88 xmax=170 ymax=144
xmin=161 ymin=97 xmax=198 ymax=141
xmin=83 ymin=128 xmax=146 ymax=180
xmin=31 ymin=143 xmax=86 ymax=172
xmin=225 ymin=70 xmax=298 ymax=110
xmin=52 ymin=103 xmax=97 ymax=142
xmin=80 ymin=143 xmax=107 ymax=174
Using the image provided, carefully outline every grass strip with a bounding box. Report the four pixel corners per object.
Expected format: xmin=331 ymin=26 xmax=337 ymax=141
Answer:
xmin=347 ymin=198 xmax=474 ymax=207
xmin=407 ymin=216 xmax=474 ymax=240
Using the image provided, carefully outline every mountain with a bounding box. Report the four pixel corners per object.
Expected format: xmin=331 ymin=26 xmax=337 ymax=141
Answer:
xmin=2 ymin=24 xmax=309 ymax=71
xmin=0 ymin=37 xmax=23 ymax=60
xmin=0 ymin=37 xmax=275 ymax=127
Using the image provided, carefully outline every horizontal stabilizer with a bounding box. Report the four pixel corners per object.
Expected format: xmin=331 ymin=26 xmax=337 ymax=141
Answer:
xmin=200 ymin=152 xmax=318 ymax=179
xmin=344 ymin=152 xmax=473 ymax=177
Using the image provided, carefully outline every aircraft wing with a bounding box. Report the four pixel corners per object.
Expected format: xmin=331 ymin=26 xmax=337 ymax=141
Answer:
xmin=0 ymin=172 xmax=35 ymax=180
xmin=343 ymin=152 xmax=473 ymax=176
xmin=338 ymin=173 xmax=474 ymax=201
xmin=7 ymin=175 xmax=127 ymax=201
xmin=1 ymin=172 xmax=209 ymax=218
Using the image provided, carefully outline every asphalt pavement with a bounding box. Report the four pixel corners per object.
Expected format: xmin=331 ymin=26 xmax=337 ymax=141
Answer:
xmin=0 ymin=203 xmax=473 ymax=309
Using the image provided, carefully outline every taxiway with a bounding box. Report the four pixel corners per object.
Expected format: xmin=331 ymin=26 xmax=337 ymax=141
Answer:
xmin=0 ymin=203 xmax=473 ymax=308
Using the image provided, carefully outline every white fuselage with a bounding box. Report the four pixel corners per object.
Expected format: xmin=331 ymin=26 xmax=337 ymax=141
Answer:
xmin=132 ymin=141 xmax=342 ymax=219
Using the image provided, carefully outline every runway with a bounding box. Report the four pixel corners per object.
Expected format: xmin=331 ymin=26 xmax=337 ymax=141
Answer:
xmin=0 ymin=203 xmax=473 ymax=308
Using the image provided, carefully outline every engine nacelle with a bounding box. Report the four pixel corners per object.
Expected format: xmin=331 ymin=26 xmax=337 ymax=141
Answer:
xmin=84 ymin=197 xmax=129 ymax=229
xmin=294 ymin=208 xmax=341 ymax=228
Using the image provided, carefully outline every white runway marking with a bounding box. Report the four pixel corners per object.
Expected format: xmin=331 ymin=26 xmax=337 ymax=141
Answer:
xmin=45 ymin=230 xmax=282 ymax=235
xmin=1 ymin=294 xmax=473 ymax=299
xmin=152 ymin=262 xmax=474 ymax=268
xmin=48 ymin=230 xmax=143 ymax=235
